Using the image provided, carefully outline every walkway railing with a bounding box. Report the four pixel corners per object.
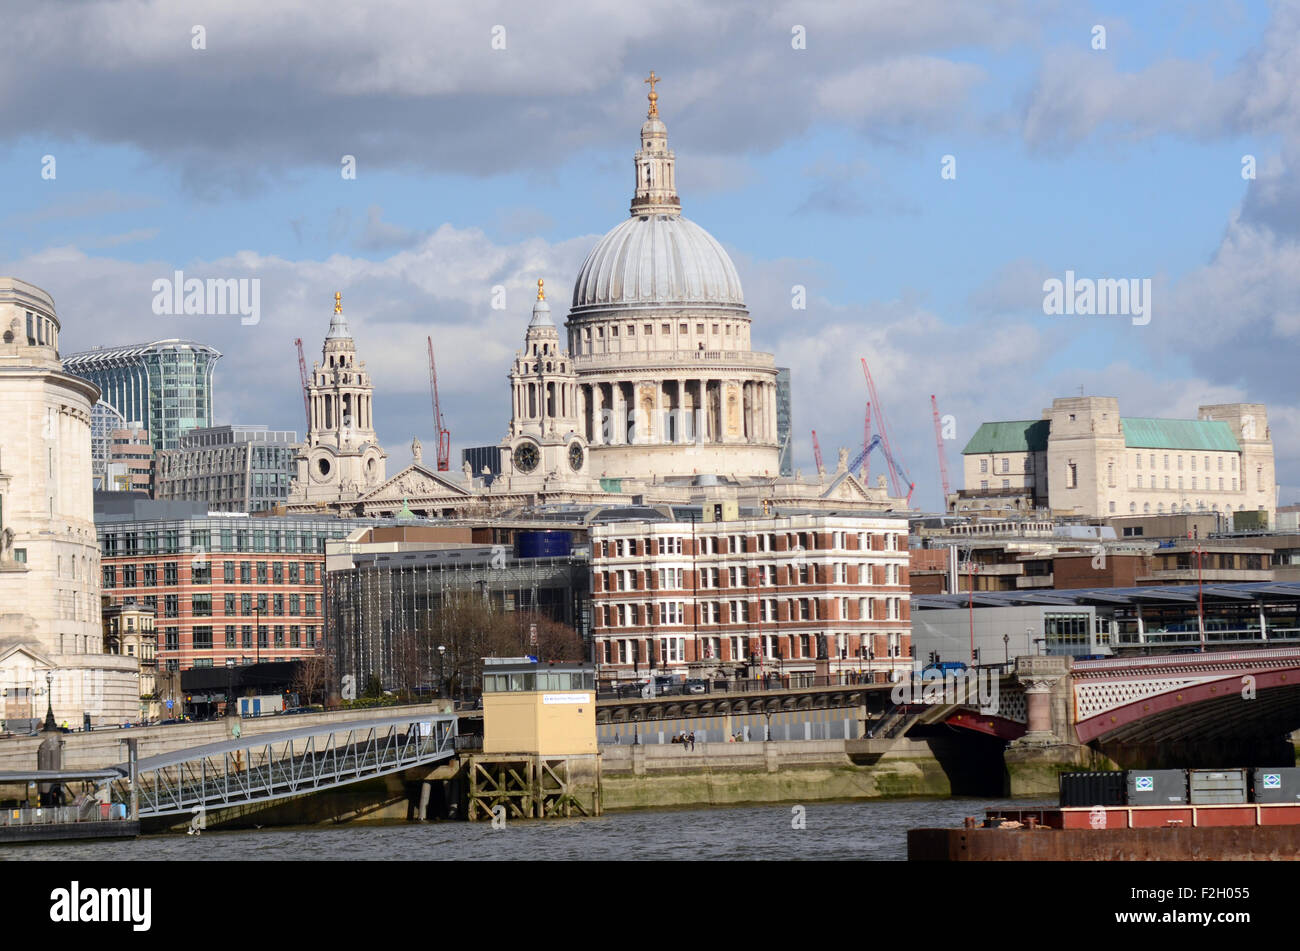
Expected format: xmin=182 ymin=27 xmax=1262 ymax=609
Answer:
xmin=108 ymin=714 xmax=458 ymax=818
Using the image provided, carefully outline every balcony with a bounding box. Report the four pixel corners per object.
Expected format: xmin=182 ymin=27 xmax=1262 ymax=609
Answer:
xmin=575 ymin=349 xmax=776 ymax=370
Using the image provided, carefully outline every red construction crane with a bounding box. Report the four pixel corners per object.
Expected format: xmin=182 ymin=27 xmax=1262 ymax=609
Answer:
xmin=427 ymin=336 xmax=451 ymax=471
xmin=860 ymin=356 xmax=914 ymax=504
xmin=931 ymin=394 xmax=951 ymax=509
xmin=293 ymin=338 xmax=311 ymax=430
xmin=863 ymin=401 xmax=872 ymax=483
xmin=811 ymin=429 xmax=824 ymax=474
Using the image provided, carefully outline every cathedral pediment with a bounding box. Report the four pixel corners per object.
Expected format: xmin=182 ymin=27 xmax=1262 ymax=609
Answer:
xmin=360 ymin=464 xmax=472 ymax=502
xmin=819 ymin=471 xmax=874 ymax=501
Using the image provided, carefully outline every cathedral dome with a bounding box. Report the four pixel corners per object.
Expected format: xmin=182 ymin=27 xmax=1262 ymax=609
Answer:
xmin=569 ymin=73 xmax=745 ymax=317
xmin=570 ymin=214 xmax=745 ymax=315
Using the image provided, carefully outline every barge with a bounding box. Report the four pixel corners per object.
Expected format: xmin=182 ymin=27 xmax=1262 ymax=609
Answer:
xmin=909 ymin=766 xmax=1300 ymax=860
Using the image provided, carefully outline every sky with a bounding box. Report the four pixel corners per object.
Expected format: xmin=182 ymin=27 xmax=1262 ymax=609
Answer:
xmin=2 ymin=0 xmax=1298 ymax=511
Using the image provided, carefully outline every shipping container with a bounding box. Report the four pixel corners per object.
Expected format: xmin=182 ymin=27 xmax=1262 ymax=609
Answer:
xmin=1059 ymin=771 xmax=1126 ymax=808
xmin=1251 ymin=767 xmax=1300 ymax=803
xmin=1126 ymin=769 xmax=1188 ymax=805
xmin=1189 ymin=768 xmax=1248 ymax=805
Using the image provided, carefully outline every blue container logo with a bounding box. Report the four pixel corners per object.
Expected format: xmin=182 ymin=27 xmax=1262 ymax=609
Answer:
xmin=1134 ymin=776 xmax=1154 ymax=792
xmin=1263 ymin=774 xmax=1282 ymax=789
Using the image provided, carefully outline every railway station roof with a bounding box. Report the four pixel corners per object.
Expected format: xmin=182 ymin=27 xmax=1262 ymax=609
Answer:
xmin=914 ymin=581 xmax=1300 ymax=611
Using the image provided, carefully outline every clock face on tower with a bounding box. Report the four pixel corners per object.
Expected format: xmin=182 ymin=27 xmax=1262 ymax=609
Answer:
xmin=568 ymin=442 xmax=584 ymax=471
xmin=513 ymin=441 xmax=539 ymax=473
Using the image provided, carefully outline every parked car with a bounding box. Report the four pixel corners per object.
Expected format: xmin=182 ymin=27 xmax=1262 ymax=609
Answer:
xmin=684 ymin=679 xmax=708 ymax=694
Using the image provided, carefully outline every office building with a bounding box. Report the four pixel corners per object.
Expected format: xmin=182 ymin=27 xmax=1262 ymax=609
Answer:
xmin=156 ymin=424 xmax=298 ymax=512
xmin=63 ymin=339 xmax=221 ymax=452
xmin=957 ymin=396 xmax=1276 ymax=524
xmin=590 ymin=507 xmax=912 ymax=683
xmin=96 ymin=496 xmax=377 ymax=672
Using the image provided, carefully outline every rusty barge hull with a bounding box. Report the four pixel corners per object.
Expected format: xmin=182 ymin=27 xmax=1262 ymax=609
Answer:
xmin=909 ymin=825 xmax=1300 ymax=860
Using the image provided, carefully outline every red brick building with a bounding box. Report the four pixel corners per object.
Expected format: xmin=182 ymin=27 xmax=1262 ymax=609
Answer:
xmin=95 ymin=499 xmax=380 ymax=672
xmin=590 ymin=510 xmax=912 ymax=683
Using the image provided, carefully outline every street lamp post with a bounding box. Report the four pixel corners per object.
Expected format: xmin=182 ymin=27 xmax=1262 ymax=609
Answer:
xmin=437 ymin=645 xmax=446 ymax=699
xmin=42 ymin=669 xmax=56 ymax=732
xmin=1003 ymin=633 xmax=1010 ymax=668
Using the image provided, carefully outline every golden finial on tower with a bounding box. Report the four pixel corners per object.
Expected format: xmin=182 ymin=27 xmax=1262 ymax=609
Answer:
xmin=537 ymin=278 xmax=545 ymax=301
xmin=334 ymin=291 xmax=342 ymax=314
xmin=644 ymin=70 xmax=660 ymax=118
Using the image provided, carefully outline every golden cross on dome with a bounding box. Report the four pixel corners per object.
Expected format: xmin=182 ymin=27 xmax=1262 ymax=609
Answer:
xmin=537 ymin=278 xmax=545 ymax=301
xmin=334 ymin=292 xmax=342 ymax=314
xmin=644 ymin=70 xmax=660 ymax=117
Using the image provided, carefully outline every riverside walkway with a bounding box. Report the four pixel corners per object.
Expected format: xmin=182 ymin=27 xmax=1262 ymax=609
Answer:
xmin=106 ymin=713 xmax=457 ymax=819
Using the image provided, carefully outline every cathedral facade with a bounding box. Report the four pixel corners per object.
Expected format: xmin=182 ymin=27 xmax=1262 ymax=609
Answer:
xmin=289 ymin=81 xmax=907 ymax=519
xmin=501 ymin=79 xmax=781 ymax=483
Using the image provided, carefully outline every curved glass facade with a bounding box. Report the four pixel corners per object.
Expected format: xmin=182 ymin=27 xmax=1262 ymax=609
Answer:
xmin=64 ymin=339 xmax=221 ymax=451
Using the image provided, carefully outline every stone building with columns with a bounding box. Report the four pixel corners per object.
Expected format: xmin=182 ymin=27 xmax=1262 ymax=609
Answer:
xmin=541 ymin=78 xmax=781 ymax=482
xmin=955 ymin=395 xmax=1277 ymax=524
xmin=289 ymin=80 xmax=907 ymax=519
xmin=287 ymin=293 xmax=388 ymax=508
xmin=0 ymin=277 xmax=140 ymax=726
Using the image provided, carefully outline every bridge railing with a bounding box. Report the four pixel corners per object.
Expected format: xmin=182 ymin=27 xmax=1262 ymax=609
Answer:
xmin=109 ymin=715 xmax=457 ymax=818
xmin=596 ymin=673 xmax=889 ymax=700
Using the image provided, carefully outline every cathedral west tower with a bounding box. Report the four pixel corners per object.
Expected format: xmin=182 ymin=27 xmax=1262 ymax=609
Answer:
xmin=289 ymin=293 xmax=387 ymax=505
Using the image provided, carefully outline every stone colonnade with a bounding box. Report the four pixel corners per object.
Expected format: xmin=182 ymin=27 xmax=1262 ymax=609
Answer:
xmin=578 ymin=377 xmax=777 ymax=446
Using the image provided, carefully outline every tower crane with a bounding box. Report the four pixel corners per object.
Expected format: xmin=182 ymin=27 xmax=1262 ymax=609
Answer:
xmin=845 ymin=434 xmax=915 ymax=507
xmin=931 ymin=394 xmax=951 ymax=509
xmin=863 ymin=401 xmax=872 ymax=483
xmin=811 ymin=429 xmax=824 ymax=475
xmin=860 ymin=357 xmax=911 ymax=499
xmin=427 ymin=336 xmax=451 ymax=471
xmin=293 ymin=338 xmax=311 ymax=431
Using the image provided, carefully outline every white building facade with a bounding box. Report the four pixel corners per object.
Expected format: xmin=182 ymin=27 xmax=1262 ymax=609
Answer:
xmin=288 ymin=293 xmax=388 ymax=507
xmin=958 ymin=396 xmax=1276 ymax=523
xmin=0 ymin=277 xmax=139 ymax=726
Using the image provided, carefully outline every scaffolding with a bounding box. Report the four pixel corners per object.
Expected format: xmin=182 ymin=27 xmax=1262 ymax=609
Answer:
xmin=327 ymin=550 xmax=591 ymax=695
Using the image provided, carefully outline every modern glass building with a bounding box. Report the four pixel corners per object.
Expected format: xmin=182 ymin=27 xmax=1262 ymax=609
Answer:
xmin=776 ymin=367 xmax=792 ymax=477
xmin=156 ymin=425 xmax=299 ymax=512
xmin=64 ymin=339 xmax=221 ymax=452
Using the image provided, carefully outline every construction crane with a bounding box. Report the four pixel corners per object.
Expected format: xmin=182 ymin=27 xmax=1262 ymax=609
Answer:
xmin=860 ymin=357 xmax=910 ymax=499
xmin=811 ymin=429 xmax=824 ymax=475
xmin=862 ymin=401 xmax=872 ymax=483
xmin=426 ymin=336 xmax=451 ymax=471
xmin=846 ymin=434 xmax=915 ymax=507
xmin=293 ymin=338 xmax=311 ymax=430
xmin=931 ymin=394 xmax=951 ymax=510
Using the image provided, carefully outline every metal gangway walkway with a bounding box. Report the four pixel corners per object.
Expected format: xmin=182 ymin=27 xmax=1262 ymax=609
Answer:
xmin=106 ymin=713 xmax=458 ymax=818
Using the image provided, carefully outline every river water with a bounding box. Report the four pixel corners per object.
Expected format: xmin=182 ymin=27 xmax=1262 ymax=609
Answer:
xmin=0 ymin=797 xmax=1048 ymax=861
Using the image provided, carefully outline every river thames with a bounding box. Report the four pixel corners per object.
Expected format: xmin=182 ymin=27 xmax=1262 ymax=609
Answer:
xmin=0 ymin=797 xmax=1049 ymax=861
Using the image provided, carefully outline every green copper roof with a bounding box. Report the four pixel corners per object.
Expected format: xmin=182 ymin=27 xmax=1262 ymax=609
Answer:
xmin=963 ymin=416 xmax=1242 ymax=455
xmin=962 ymin=420 xmax=1050 ymax=455
xmin=1120 ymin=417 xmax=1240 ymax=452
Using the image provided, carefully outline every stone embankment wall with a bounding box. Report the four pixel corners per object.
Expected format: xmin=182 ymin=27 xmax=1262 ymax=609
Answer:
xmin=598 ymin=738 xmax=963 ymax=810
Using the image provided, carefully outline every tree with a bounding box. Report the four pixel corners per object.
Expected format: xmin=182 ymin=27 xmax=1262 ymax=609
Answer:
xmin=362 ymin=674 xmax=384 ymax=699
xmin=291 ymin=653 xmax=332 ymax=707
xmin=520 ymin=615 xmax=584 ymax=662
